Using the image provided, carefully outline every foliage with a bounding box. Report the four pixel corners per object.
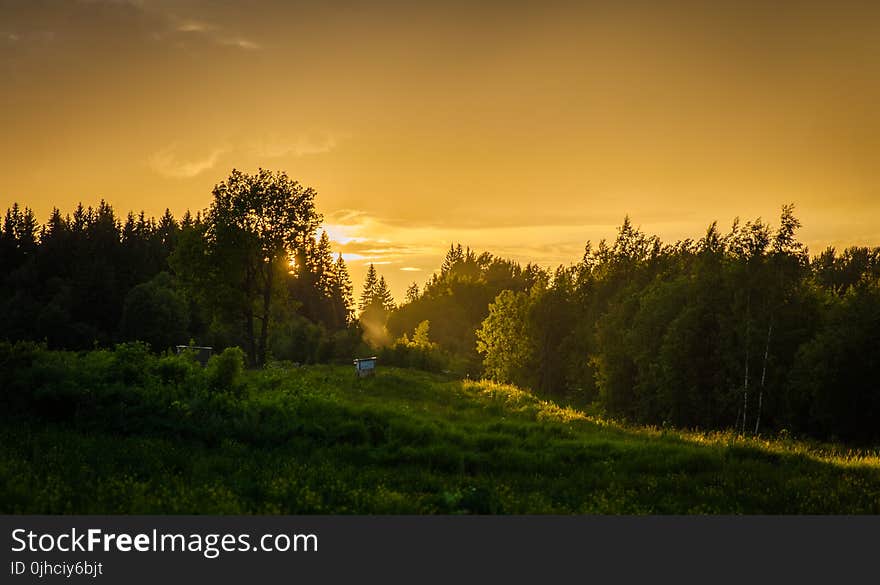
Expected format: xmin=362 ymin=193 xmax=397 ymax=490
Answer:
xmin=381 ymin=320 xmax=450 ymax=373
xmin=3 ymin=352 xmax=880 ymax=514
xmin=476 ymin=290 xmax=534 ymax=385
xmin=358 ymin=264 xmax=396 ymax=347
xmin=788 ymin=284 xmax=880 ymax=442
xmin=206 ymin=346 xmax=246 ymax=395
xmin=119 ymin=272 xmax=189 ymax=352
xmin=0 ymin=176 xmax=353 ymax=364
xmin=3 ymin=195 xmax=880 ymax=444
xmin=388 ymin=244 xmax=545 ymax=376
xmin=197 ymin=169 xmax=323 ymax=366
xmin=474 ymin=207 xmax=880 ymax=442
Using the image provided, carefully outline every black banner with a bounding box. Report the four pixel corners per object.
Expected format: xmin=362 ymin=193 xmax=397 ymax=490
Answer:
xmin=1 ymin=516 xmax=876 ymax=583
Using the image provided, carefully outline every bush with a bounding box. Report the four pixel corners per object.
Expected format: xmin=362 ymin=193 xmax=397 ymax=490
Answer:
xmin=788 ymin=285 xmax=880 ymax=442
xmin=111 ymin=341 xmax=154 ymax=386
xmin=206 ymin=347 xmax=246 ymax=396
xmin=119 ymin=272 xmax=189 ymax=353
xmin=155 ymin=353 xmax=194 ymax=385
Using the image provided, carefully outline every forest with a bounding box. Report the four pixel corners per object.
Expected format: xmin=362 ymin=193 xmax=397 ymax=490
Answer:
xmin=2 ymin=169 xmax=879 ymax=445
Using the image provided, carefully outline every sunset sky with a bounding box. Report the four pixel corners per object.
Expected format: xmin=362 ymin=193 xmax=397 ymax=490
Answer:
xmin=2 ymin=0 xmax=879 ymax=299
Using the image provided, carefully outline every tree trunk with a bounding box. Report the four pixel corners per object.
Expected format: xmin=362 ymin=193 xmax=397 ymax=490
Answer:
xmin=244 ymin=263 xmax=257 ymax=366
xmin=245 ymin=309 xmax=256 ymax=366
xmin=257 ymin=260 xmax=274 ymax=367
xmin=754 ymin=322 xmax=772 ymax=435
xmin=741 ymin=293 xmax=750 ymax=435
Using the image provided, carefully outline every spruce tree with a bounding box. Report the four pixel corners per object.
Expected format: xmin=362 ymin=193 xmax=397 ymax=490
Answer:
xmin=359 ymin=263 xmax=379 ymax=312
xmin=375 ymin=276 xmax=395 ymax=312
xmin=405 ymin=282 xmax=420 ymax=304
xmin=330 ymin=253 xmax=354 ymax=326
xmin=315 ymin=230 xmax=335 ymax=297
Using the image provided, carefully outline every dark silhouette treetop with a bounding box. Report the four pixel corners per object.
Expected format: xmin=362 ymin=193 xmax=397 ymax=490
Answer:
xmin=207 ymin=168 xmax=323 ymax=257
xmin=204 ymin=169 xmax=324 ymax=366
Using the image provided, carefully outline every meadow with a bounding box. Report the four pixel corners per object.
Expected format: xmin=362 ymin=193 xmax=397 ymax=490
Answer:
xmin=2 ymin=342 xmax=880 ymax=514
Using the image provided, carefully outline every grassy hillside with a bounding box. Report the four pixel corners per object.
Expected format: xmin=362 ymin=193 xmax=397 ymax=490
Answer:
xmin=3 ymin=361 xmax=880 ymax=514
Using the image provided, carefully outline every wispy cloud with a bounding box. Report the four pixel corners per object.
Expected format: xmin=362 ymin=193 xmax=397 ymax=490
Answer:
xmin=328 ymin=209 xmax=370 ymax=223
xmin=176 ymin=21 xmax=215 ymax=33
xmin=323 ymin=208 xmax=622 ymax=272
xmin=3 ymin=31 xmax=55 ymax=44
xmin=320 ymin=209 xmax=620 ymax=301
xmin=169 ymin=15 xmax=259 ymax=51
xmin=220 ymin=37 xmax=260 ymax=50
xmin=250 ymin=134 xmax=339 ymax=158
xmin=148 ymin=132 xmax=337 ymax=179
xmin=149 ymin=144 xmax=230 ymax=178
xmin=77 ymin=0 xmax=145 ymax=8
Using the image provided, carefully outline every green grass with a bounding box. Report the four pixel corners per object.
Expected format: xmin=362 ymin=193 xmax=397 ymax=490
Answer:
xmin=3 ymin=364 xmax=880 ymax=513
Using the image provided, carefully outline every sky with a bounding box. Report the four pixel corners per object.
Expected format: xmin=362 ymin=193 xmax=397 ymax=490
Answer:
xmin=2 ymin=0 xmax=879 ymax=300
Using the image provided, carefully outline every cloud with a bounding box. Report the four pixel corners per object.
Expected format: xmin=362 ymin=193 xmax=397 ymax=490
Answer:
xmin=220 ymin=37 xmax=260 ymax=50
xmin=321 ymin=209 xmax=618 ymax=301
xmin=327 ymin=208 xmax=370 ymax=223
xmin=323 ymin=223 xmax=367 ymax=245
xmin=77 ymin=0 xmax=144 ymax=7
xmin=322 ymin=208 xmax=620 ymax=270
xmin=336 ymin=241 xmax=431 ymax=256
xmin=250 ymin=134 xmax=338 ymax=158
xmin=176 ymin=21 xmax=215 ymax=33
xmin=340 ymin=253 xmax=367 ymax=262
xmin=147 ymin=133 xmax=337 ymax=180
xmin=168 ymin=15 xmax=259 ymax=51
xmin=149 ymin=144 xmax=230 ymax=178
xmin=3 ymin=31 xmax=55 ymax=44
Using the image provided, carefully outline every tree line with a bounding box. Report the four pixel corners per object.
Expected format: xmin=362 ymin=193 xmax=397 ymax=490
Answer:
xmin=472 ymin=206 xmax=880 ymax=443
xmin=0 ymin=169 xmax=360 ymax=366
xmin=3 ymin=173 xmax=879 ymax=443
xmin=359 ymin=205 xmax=880 ymax=443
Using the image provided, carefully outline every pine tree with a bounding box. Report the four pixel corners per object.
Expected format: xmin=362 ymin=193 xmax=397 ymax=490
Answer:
xmin=122 ymin=212 xmax=138 ymax=244
xmin=2 ymin=203 xmax=38 ymax=253
xmin=314 ymin=231 xmax=335 ymax=297
xmin=330 ymin=253 xmax=354 ymax=326
xmin=376 ymin=276 xmax=395 ymax=312
xmin=441 ymin=243 xmax=464 ymax=274
xmin=0 ymin=203 xmax=39 ymax=274
xmin=41 ymin=208 xmax=68 ymax=243
xmin=157 ymin=209 xmax=179 ymax=248
xmin=71 ymin=203 xmax=89 ymax=234
xmin=405 ymin=282 xmax=420 ymax=304
xmin=359 ymin=263 xmax=379 ymax=312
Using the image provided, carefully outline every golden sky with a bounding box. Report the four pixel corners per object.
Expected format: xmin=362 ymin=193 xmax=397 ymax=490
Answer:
xmin=2 ymin=0 xmax=879 ymax=299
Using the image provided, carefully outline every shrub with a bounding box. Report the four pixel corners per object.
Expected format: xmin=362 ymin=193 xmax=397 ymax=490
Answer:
xmin=119 ymin=272 xmax=189 ymax=353
xmin=111 ymin=341 xmax=154 ymax=386
xmin=206 ymin=347 xmax=246 ymax=396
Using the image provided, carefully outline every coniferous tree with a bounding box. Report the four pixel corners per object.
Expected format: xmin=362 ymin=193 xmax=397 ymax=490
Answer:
xmin=359 ymin=264 xmax=379 ymax=312
xmin=357 ymin=265 xmax=395 ymax=347
xmin=375 ymin=276 xmax=395 ymax=312
xmin=405 ymin=282 xmax=420 ymax=304
xmin=314 ymin=231 xmax=335 ymax=296
xmin=441 ymin=244 xmax=464 ymax=274
xmin=329 ymin=253 xmax=354 ymax=326
xmin=3 ymin=196 xmax=880 ymax=443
